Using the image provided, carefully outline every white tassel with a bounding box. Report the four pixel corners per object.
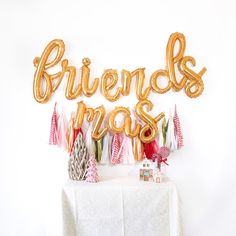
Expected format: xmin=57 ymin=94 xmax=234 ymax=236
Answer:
xmin=167 ymin=108 xmax=178 ymax=152
xmin=85 ymin=123 xmax=94 ymax=156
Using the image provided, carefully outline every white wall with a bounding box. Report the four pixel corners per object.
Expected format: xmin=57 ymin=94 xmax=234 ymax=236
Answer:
xmin=1 ymin=0 xmax=236 ymax=235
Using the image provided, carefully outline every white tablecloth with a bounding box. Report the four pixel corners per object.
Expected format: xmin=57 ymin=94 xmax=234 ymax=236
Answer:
xmin=62 ymin=177 xmax=182 ymax=236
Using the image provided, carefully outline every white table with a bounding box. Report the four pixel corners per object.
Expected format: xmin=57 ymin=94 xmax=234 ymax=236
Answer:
xmin=62 ymin=177 xmax=182 ymax=236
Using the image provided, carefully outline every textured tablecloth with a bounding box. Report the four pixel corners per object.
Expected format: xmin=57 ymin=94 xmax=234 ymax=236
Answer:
xmin=62 ymin=177 xmax=182 ymax=236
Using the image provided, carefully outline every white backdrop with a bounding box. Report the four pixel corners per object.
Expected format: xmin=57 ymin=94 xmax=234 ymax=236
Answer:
xmin=1 ymin=0 xmax=236 ymax=235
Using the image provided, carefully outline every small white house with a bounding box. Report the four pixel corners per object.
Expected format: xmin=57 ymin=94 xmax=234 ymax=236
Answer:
xmin=139 ymin=158 xmax=155 ymax=181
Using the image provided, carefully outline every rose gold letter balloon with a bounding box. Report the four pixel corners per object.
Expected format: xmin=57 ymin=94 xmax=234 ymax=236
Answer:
xmin=179 ymin=56 xmax=207 ymax=98
xmin=74 ymin=101 xmax=87 ymax=129
xmin=33 ymin=39 xmax=65 ymax=103
xmin=92 ymin=106 xmax=108 ymax=140
xmin=135 ymin=100 xmax=163 ymax=143
xmin=150 ymin=69 xmax=172 ymax=94
xmin=166 ymin=32 xmax=186 ymax=91
xmin=124 ymin=117 xmax=141 ymax=138
xmin=101 ymin=69 xmax=122 ymax=102
xmin=121 ymin=68 xmax=150 ymax=100
xmin=108 ymin=107 xmax=130 ymax=133
xmin=81 ymin=58 xmax=99 ymax=97
xmin=64 ymin=60 xmax=82 ymax=100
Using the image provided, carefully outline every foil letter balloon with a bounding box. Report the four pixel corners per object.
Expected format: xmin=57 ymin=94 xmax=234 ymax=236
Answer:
xmin=65 ymin=61 xmax=82 ymax=100
xmin=166 ymin=32 xmax=186 ymax=91
xmin=92 ymin=106 xmax=108 ymax=140
xmin=81 ymin=58 xmax=99 ymax=97
xmin=121 ymin=68 xmax=150 ymax=100
xmin=150 ymin=69 xmax=172 ymax=94
xmin=33 ymin=39 xmax=65 ymax=103
xmin=135 ymin=100 xmax=158 ymax=143
xmin=74 ymin=101 xmax=87 ymax=129
xmin=124 ymin=117 xmax=141 ymax=138
xmin=179 ymin=56 xmax=207 ymax=98
xmin=101 ymin=69 xmax=122 ymax=102
xmin=108 ymin=107 xmax=131 ymax=133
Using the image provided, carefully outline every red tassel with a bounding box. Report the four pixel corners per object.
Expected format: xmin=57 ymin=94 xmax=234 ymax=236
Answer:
xmin=143 ymin=129 xmax=159 ymax=161
xmin=173 ymin=105 xmax=184 ymax=149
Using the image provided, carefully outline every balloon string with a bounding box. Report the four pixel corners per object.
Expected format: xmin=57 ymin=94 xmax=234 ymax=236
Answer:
xmin=54 ymin=102 xmax=57 ymax=112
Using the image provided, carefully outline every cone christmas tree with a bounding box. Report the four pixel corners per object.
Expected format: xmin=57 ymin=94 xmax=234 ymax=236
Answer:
xmin=86 ymin=154 xmax=99 ymax=183
xmin=68 ymin=132 xmax=89 ymax=181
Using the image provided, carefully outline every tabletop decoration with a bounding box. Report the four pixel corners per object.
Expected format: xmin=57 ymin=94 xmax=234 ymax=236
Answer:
xmin=68 ymin=132 xmax=89 ymax=180
xmin=85 ymin=154 xmax=99 ymax=183
xmin=155 ymin=147 xmax=170 ymax=172
xmin=139 ymin=157 xmax=154 ymax=181
xmin=154 ymin=170 xmax=162 ymax=183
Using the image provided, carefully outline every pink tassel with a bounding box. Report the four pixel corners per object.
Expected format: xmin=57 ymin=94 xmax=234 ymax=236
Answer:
xmin=49 ymin=103 xmax=59 ymax=145
xmin=173 ymin=105 xmax=184 ymax=149
xmin=66 ymin=114 xmax=74 ymax=153
xmin=111 ymin=134 xmax=123 ymax=165
xmin=120 ymin=134 xmax=135 ymax=164
xmin=57 ymin=110 xmax=68 ymax=150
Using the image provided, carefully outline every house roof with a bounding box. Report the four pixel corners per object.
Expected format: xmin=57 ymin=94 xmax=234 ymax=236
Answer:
xmin=140 ymin=158 xmax=155 ymax=169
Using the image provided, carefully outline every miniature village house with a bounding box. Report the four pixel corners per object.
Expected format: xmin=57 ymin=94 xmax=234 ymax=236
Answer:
xmin=139 ymin=158 xmax=154 ymax=181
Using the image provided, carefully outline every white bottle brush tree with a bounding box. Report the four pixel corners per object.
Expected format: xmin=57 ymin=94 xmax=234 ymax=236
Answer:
xmin=68 ymin=132 xmax=89 ymax=181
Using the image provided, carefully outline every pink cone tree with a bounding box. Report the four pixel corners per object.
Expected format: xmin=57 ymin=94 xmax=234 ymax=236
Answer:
xmin=86 ymin=154 xmax=99 ymax=183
